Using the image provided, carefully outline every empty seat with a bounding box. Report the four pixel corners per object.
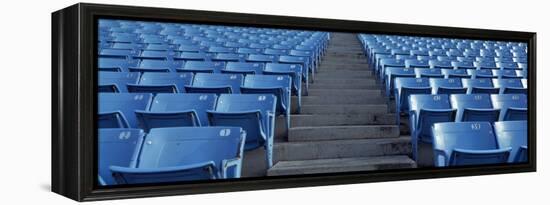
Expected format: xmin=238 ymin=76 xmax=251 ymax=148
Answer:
xmin=212 ymin=53 xmax=246 ymax=62
xmin=176 ymin=61 xmax=225 ymax=73
xmin=175 ymin=52 xmax=211 ymax=61
xmin=475 ymin=61 xmax=498 ymax=70
xmin=207 ymin=94 xmax=277 ymax=168
xmin=133 ymin=50 xmax=173 ymax=60
xmin=394 ymin=77 xmax=432 ymax=123
xmin=462 ymin=78 xmax=500 ymax=94
xmin=494 ymin=120 xmax=528 ymax=163
xmin=429 ymin=78 xmax=467 ymax=95
xmin=127 ymin=72 xmax=193 ymax=93
xmin=264 ymin=63 xmax=304 ymax=98
xmin=497 ymin=62 xmax=520 ymax=70
xmin=99 ymin=57 xmax=138 ymax=72
xmin=467 ymin=69 xmax=495 ymax=78
xmin=493 ymin=79 xmax=527 ymax=94
xmin=223 ymin=62 xmax=265 ymax=75
xmin=110 ymin=127 xmax=245 ymax=184
xmin=452 ymin=61 xmax=476 ymax=70
xmin=493 ymin=69 xmax=521 ymax=79
xmin=432 ymin=122 xmax=511 ymax=167
xmin=379 ymin=59 xmax=405 ymax=80
xmin=184 ymin=73 xmax=243 ymax=94
xmin=441 ymin=69 xmax=471 ymax=79
xmin=408 ymin=94 xmax=456 ymax=160
xmin=100 ymin=48 xmax=137 ymax=59
xmin=241 ymin=75 xmax=292 ymax=132
xmin=135 ymin=93 xmax=217 ymax=132
xmin=450 ymin=94 xmax=500 ymax=123
xmin=264 ymin=48 xmax=289 ymax=56
xmin=385 ymin=67 xmax=415 ymax=97
xmin=99 ymin=72 xmax=140 ymax=92
xmin=491 ymin=94 xmax=527 ymax=121
xmin=129 ymin=59 xmax=181 ymax=73
xmin=414 ymin=68 xmax=444 ymax=78
xmin=237 ymin=48 xmax=262 ymax=55
xmin=245 ymin=54 xmax=277 ymax=63
xmin=279 ymin=55 xmax=312 ymax=83
xmin=99 ymin=93 xmax=153 ymax=128
xmin=430 ymin=60 xmax=454 ymax=69
xmin=405 ymin=59 xmax=430 ymax=68
xmin=98 ymin=128 xmax=145 ymax=185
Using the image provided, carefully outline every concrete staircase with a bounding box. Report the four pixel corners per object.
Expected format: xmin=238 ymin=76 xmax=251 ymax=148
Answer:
xmin=267 ymin=32 xmax=416 ymax=176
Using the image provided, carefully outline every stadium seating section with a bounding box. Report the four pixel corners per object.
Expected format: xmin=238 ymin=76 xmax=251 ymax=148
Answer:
xmin=98 ymin=19 xmax=529 ymax=185
xmin=359 ymin=34 xmax=528 ymax=167
xmin=98 ymin=19 xmax=329 ymax=185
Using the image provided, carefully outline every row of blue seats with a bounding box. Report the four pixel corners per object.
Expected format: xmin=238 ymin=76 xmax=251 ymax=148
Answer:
xmin=407 ymin=93 xmax=527 ymax=159
xmin=99 ymin=72 xmax=293 ymax=128
xmin=99 ymin=127 xmax=245 ymax=185
xmin=432 ymin=121 xmax=527 ymax=166
xmin=389 ymin=77 xmax=527 ymax=99
xmin=99 ymin=59 xmax=307 ymax=96
xmin=99 ymin=93 xmax=277 ymax=168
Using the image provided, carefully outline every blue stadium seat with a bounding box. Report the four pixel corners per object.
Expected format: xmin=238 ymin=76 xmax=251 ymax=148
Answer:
xmin=385 ymin=67 xmax=415 ymax=97
xmin=241 ymin=75 xmax=292 ymax=133
xmin=493 ymin=69 xmax=522 ymax=79
xmin=450 ymin=94 xmax=500 ymax=123
xmin=177 ymin=45 xmax=206 ymax=53
xmin=100 ymin=48 xmax=137 ymax=59
xmin=99 ymin=72 xmax=141 ymax=92
xmin=207 ymin=94 xmax=277 ymax=168
xmin=129 ymin=59 xmax=182 ymax=73
xmin=99 ymin=93 xmax=153 ymax=128
xmin=223 ymin=62 xmax=265 ymax=75
xmin=491 ymin=94 xmax=528 ymax=121
xmin=414 ymin=68 xmax=444 ymax=78
xmin=184 ymin=73 xmax=243 ymax=94
xmin=394 ymin=77 xmax=432 ymax=123
xmin=408 ymin=94 xmax=456 ymax=160
xmin=452 ymin=61 xmax=476 ymax=70
xmin=175 ymin=52 xmax=211 ymax=61
xmin=441 ymin=69 xmax=471 ymax=79
xmin=127 ymin=72 xmax=193 ymax=93
xmin=429 ymin=78 xmax=467 ymax=95
xmin=212 ymin=53 xmax=246 ymax=62
xmin=99 ymin=57 xmax=139 ymax=72
xmin=467 ymin=69 xmax=495 ymax=79
xmin=494 ymin=120 xmax=528 ymax=163
xmin=405 ymin=59 xmax=430 ymax=68
xmin=98 ymin=128 xmax=144 ymax=185
xmin=279 ymin=55 xmax=312 ymax=83
xmin=430 ymin=60 xmax=454 ymax=69
xmin=493 ymin=79 xmax=527 ymax=94
xmin=432 ymin=122 xmax=511 ymax=167
xmin=497 ymin=62 xmax=520 ymax=70
xmin=462 ymin=78 xmax=500 ymax=94
xmin=207 ymin=46 xmax=235 ymax=53
xmin=133 ymin=50 xmax=174 ymax=60
xmin=264 ymin=48 xmax=289 ymax=56
xmin=264 ymin=63 xmax=304 ymax=98
xmin=379 ymin=59 xmax=405 ymax=80
xmin=176 ymin=61 xmax=225 ymax=73
xmin=135 ymin=93 xmax=217 ymax=132
xmin=245 ymin=54 xmax=277 ymax=63
xmin=237 ymin=48 xmax=263 ymax=55
xmin=475 ymin=61 xmax=498 ymax=70
xmin=110 ymin=127 xmax=246 ymax=184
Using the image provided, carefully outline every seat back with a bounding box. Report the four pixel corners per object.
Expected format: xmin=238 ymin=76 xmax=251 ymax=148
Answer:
xmin=242 ymin=75 xmax=291 ymax=115
xmin=99 ymin=128 xmax=144 ymax=185
xmin=409 ymin=94 xmax=455 ymax=142
xmin=429 ymin=78 xmax=466 ymax=94
xmin=127 ymin=72 xmax=193 ymax=93
xmin=224 ymin=62 xmax=265 ymax=74
xmin=395 ymin=77 xmax=431 ymax=112
xmin=99 ymin=72 xmax=141 ymax=92
xmin=178 ymin=61 xmax=225 ymax=73
xmin=186 ymin=73 xmax=243 ymax=94
xmin=122 ymin=127 xmax=243 ymax=183
xmin=99 ymin=57 xmax=138 ymax=72
xmin=494 ymin=120 xmax=528 ymax=163
xmin=491 ymin=94 xmax=527 ymax=121
xmin=450 ymin=94 xmax=499 ymax=123
xmin=432 ymin=122 xmax=509 ymax=167
xmin=99 ymin=93 xmax=153 ymax=128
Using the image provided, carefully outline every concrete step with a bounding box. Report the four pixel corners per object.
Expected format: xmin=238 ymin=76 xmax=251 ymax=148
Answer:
xmin=301 ymin=104 xmax=388 ymax=114
xmin=301 ymin=95 xmax=386 ymax=104
xmin=274 ymin=136 xmax=412 ymax=162
xmin=267 ymin=155 xmax=416 ymax=176
xmin=288 ymin=125 xmax=400 ymax=141
xmin=290 ymin=113 xmax=396 ymax=127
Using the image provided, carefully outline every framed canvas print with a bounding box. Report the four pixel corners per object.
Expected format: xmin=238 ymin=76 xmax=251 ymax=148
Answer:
xmin=52 ymin=3 xmax=536 ymax=201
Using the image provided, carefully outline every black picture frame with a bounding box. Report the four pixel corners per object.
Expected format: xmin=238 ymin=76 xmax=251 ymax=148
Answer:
xmin=52 ymin=3 xmax=537 ymax=201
